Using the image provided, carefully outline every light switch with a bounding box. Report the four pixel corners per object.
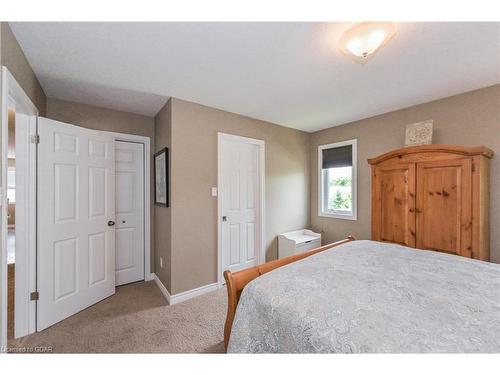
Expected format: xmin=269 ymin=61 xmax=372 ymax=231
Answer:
xmin=211 ymin=187 xmax=218 ymax=197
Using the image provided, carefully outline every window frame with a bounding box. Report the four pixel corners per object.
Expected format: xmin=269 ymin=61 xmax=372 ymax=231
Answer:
xmin=318 ymin=139 xmax=357 ymax=220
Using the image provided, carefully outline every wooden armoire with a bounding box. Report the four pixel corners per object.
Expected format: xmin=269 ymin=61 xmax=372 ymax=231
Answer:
xmin=368 ymin=145 xmax=493 ymax=261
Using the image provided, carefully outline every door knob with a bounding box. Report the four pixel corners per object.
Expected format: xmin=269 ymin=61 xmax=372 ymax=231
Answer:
xmin=108 ymin=220 xmax=116 ymax=226
xmin=222 ymin=216 xmax=227 ymax=222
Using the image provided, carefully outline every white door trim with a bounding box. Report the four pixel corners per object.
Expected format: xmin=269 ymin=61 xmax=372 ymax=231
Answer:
xmin=217 ymin=132 xmax=265 ymax=287
xmin=102 ymin=131 xmax=152 ymax=282
xmin=14 ymin=114 xmax=37 ymax=338
xmin=1 ymin=67 xmax=39 ymax=346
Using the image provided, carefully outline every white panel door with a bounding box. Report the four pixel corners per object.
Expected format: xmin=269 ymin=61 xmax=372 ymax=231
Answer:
xmin=37 ymin=117 xmax=115 ymax=331
xmin=220 ymin=134 xmax=262 ymax=278
xmin=115 ymin=141 xmax=144 ymax=285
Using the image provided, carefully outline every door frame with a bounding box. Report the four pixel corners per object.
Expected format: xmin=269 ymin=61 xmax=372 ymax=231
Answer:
xmin=1 ymin=67 xmax=39 ymax=346
xmin=103 ymin=131 xmax=152 ymax=282
xmin=217 ymin=132 xmax=265 ymax=287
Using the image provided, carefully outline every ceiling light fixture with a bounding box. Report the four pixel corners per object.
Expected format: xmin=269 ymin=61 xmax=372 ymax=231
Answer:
xmin=339 ymin=22 xmax=396 ymax=62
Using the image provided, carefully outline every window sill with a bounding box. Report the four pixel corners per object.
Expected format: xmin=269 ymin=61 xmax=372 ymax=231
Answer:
xmin=319 ymin=212 xmax=357 ymax=221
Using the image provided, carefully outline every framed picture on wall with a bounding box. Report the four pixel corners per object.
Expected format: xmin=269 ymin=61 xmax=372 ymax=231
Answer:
xmin=405 ymin=120 xmax=433 ymax=146
xmin=154 ymin=147 xmax=169 ymax=207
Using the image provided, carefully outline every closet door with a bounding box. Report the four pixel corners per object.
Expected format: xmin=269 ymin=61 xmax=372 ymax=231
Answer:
xmin=372 ymin=163 xmax=416 ymax=247
xmin=415 ymin=158 xmax=472 ymax=257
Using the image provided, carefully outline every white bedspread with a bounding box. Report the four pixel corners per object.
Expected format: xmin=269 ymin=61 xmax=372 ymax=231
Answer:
xmin=227 ymin=240 xmax=500 ymax=353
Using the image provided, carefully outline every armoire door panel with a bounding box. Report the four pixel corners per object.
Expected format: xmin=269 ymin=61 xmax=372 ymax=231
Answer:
xmin=369 ymin=145 xmax=492 ymax=261
xmin=415 ymin=159 xmax=472 ymax=257
xmin=372 ymin=164 xmax=416 ymax=247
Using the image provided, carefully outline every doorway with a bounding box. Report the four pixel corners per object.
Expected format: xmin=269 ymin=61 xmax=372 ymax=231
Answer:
xmin=1 ymin=67 xmax=38 ymax=347
xmin=1 ymin=68 xmax=152 ymax=343
xmin=217 ymin=132 xmax=265 ymax=285
xmin=7 ymin=108 xmax=16 ymax=341
xmin=115 ymin=140 xmax=145 ymax=286
xmin=6 ymin=108 xmax=34 ymax=340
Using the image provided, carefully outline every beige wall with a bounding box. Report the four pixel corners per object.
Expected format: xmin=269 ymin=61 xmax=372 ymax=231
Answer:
xmin=154 ymin=99 xmax=172 ymax=290
xmin=0 ymin=23 xmax=46 ymax=115
xmin=46 ymin=98 xmax=156 ymax=271
xmin=168 ymin=98 xmax=310 ymax=294
xmin=46 ymin=98 xmax=154 ymax=138
xmin=310 ymin=85 xmax=500 ymax=262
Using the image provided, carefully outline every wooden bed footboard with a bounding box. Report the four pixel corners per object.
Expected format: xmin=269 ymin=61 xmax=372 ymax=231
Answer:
xmin=223 ymin=235 xmax=355 ymax=350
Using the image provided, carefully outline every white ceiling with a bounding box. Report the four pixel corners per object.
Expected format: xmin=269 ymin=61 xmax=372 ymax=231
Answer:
xmin=9 ymin=22 xmax=500 ymax=132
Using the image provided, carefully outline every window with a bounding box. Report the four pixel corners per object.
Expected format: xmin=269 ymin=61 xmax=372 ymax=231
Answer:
xmin=318 ymin=139 xmax=357 ymax=220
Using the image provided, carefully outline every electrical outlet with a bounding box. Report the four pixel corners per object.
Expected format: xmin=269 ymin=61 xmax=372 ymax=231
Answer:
xmin=211 ymin=187 xmax=218 ymax=197
xmin=160 ymin=257 xmax=163 ymax=268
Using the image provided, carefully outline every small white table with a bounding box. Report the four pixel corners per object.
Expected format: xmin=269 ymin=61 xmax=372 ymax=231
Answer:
xmin=278 ymin=229 xmax=321 ymax=259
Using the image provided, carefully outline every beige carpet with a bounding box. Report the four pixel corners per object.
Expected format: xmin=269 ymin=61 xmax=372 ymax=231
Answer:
xmin=9 ymin=281 xmax=227 ymax=353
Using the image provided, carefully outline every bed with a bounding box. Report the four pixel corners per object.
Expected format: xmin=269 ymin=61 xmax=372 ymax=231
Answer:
xmin=224 ymin=238 xmax=500 ymax=353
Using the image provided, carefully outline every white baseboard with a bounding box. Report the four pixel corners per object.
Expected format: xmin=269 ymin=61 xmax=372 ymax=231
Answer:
xmin=170 ymin=282 xmax=219 ymax=305
xmin=151 ymin=273 xmax=219 ymax=306
xmin=152 ymin=273 xmax=171 ymax=304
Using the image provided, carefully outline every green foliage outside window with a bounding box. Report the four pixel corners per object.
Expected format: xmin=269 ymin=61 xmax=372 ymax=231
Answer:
xmin=329 ymin=176 xmax=352 ymax=210
xmin=330 ymin=176 xmax=351 ymax=187
xmin=330 ymin=190 xmax=352 ymax=209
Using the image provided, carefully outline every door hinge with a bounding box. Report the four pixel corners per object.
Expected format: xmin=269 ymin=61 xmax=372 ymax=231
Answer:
xmin=30 ymin=291 xmax=39 ymax=301
xmin=30 ymin=134 xmax=40 ymax=144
